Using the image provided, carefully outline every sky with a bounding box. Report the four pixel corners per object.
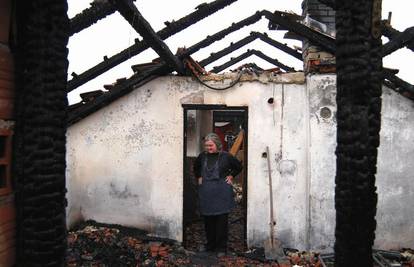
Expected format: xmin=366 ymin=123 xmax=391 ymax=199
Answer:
xmin=67 ymin=0 xmax=414 ymax=104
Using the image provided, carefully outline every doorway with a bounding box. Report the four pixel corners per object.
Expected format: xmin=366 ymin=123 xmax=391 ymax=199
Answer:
xmin=182 ymin=104 xmax=248 ymax=253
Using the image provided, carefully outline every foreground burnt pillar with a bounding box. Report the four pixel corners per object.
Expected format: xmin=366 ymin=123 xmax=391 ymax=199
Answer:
xmin=14 ymin=1 xmax=69 ymax=266
xmin=335 ymin=0 xmax=382 ymax=266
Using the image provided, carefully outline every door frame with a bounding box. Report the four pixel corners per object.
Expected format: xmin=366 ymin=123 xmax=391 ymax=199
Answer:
xmin=182 ymin=104 xmax=249 ymax=246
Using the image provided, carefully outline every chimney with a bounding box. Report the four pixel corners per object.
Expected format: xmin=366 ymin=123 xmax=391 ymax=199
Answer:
xmin=302 ymin=0 xmax=336 ymax=74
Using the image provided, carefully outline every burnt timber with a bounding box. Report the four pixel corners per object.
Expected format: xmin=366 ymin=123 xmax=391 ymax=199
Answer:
xmin=69 ymin=0 xmax=117 ymax=36
xmin=211 ymin=49 xmax=294 ymax=73
xmin=198 ymin=32 xmax=302 ymax=67
xmin=67 ymin=0 xmax=237 ymax=92
xmin=113 ymin=0 xmax=185 ymax=74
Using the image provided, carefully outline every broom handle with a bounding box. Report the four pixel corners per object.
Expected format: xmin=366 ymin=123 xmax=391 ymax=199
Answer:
xmin=266 ymin=146 xmax=275 ymax=245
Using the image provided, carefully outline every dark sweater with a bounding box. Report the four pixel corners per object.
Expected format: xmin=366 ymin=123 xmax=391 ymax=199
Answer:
xmin=193 ymin=151 xmax=242 ymax=180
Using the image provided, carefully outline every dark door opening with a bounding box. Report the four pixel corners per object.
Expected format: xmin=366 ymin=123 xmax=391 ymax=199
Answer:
xmin=182 ymin=104 xmax=248 ymax=253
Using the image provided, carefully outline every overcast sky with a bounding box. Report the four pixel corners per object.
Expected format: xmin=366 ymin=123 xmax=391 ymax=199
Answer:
xmin=67 ymin=0 xmax=414 ymax=104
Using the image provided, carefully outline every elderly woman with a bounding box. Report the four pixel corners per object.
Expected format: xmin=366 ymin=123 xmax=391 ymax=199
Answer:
xmin=193 ymin=133 xmax=242 ymax=256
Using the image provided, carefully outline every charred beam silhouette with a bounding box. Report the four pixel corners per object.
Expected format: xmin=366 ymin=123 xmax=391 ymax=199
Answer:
xmin=252 ymin=50 xmax=295 ymax=72
xmin=382 ymin=22 xmax=414 ymax=52
xmin=264 ymin=10 xmax=336 ymax=53
xmin=198 ymin=31 xmax=302 ymax=67
xmin=67 ymin=0 xmax=237 ymax=91
xmin=69 ymin=0 xmax=116 ymax=36
xmin=68 ymin=64 xmax=170 ymax=125
xmin=113 ymin=0 xmax=185 ymax=74
xmin=179 ymin=11 xmax=263 ymax=57
xmin=211 ymin=49 xmax=294 ymax=73
xmin=211 ymin=50 xmax=254 ymax=73
xmin=198 ymin=34 xmax=257 ymax=67
xmin=382 ymin=26 xmax=414 ymax=56
xmin=383 ymin=68 xmax=414 ymax=95
xmin=254 ymin=32 xmax=302 ymax=60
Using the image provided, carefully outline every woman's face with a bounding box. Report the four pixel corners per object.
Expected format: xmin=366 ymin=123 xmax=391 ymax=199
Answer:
xmin=204 ymin=140 xmax=218 ymax=153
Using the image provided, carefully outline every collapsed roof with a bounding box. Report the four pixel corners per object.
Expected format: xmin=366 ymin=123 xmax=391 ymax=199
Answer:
xmin=67 ymin=0 xmax=414 ymax=125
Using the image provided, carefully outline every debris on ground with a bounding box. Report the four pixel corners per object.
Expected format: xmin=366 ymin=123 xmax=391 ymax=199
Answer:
xmin=66 ymin=221 xmax=414 ymax=266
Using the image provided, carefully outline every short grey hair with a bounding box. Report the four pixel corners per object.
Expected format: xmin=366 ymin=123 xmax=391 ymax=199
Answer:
xmin=204 ymin=133 xmax=223 ymax=151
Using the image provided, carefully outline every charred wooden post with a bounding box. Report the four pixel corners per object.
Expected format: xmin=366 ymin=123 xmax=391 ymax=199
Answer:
xmin=334 ymin=0 xmax=382 ymax=266
xmin=14 ymin=0 xmax=69 ymax=266
xmin=113 ymin=0 xmax=185 ymax=74
xmin=67 ymin=0 xmax=237 ymax=91
xmin=69 ymin=0 xmax=116 ymax=36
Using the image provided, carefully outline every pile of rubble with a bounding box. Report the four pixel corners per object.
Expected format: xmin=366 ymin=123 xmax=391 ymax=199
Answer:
xmin=66 ymin=221 xmax=414 ymax=266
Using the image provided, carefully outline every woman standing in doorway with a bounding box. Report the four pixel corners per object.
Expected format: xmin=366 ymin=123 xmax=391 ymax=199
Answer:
xmin=194 ymin=133 xmax=242 ymax=256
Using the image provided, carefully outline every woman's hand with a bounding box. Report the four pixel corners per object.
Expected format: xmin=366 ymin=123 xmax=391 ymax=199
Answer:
xmin=225 ymin=175 xmax=234 ymax=185
xmin=198 ymin=177 xmax=203 ymax=185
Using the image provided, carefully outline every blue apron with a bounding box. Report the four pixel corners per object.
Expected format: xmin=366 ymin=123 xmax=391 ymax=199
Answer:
xmin=198 ymin=153 xmax=235 ymax=215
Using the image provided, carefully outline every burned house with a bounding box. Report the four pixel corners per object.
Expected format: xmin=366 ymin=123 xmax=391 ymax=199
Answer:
xmin=65 ymin=0 xmax=414 ymax=253
xmin=1 ymin=0 xmax=414 ymax=266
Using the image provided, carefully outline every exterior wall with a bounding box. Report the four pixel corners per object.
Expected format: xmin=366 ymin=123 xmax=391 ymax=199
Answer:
xmin=67 ymin=74 xmax=414 ymax=251
xmin=308 ymin=74 xmax=337 ymax=251
xmin=375 ymin=88 xmax=414 ymax=249
xmin=306 ymin=74 xmax=414 ymax=251
xmin=66 ymin=75 xmax=308 ymax=246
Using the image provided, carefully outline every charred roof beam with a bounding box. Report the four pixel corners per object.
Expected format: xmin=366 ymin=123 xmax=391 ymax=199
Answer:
xmin=253 ymin=32 xmax=302 ymax=60
xmin=69 ymin=0 xmax=116 ymax=36
xmin=383 ymin=68 xmax=414 ymax=95
xmin=382 ymin=26 xmax=414 ymax=56
xmin=251 ymin=50 xmax=295 ymax=72
xmin=198 ymin=34 xmax=257 ymax=67
xmin=211 ymin=49 xmax=294 ymax=73
xmin=198 ymin=32 xmax=302 ymax=67
xmin=179 ymin=11 xmax=263 ymax=57
xmin=68 ymin=63 xmax=170 ymax=125
xmin=264 ymin=10 xmax=336 ymax=53
xmin=211 ymin=50 xmax=255 ymax=73
xmin=113 ymin=0 xmax=185 ymax=74
xmin=67 ymin=0 xmax=238 ymax=92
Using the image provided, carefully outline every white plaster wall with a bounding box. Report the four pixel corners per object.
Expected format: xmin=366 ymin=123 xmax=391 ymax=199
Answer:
xmin=66 ymin=75 xmax=308 ymax=245
xmin=308 ymin=75 xmax=337 ymax=251
xmin=306 ymin=74 xmax=414 ymax=251
xmin=375 ymin=88 xmax=414 ymax=250
xmin=67 ymin=74 xmax=414 ymax=250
